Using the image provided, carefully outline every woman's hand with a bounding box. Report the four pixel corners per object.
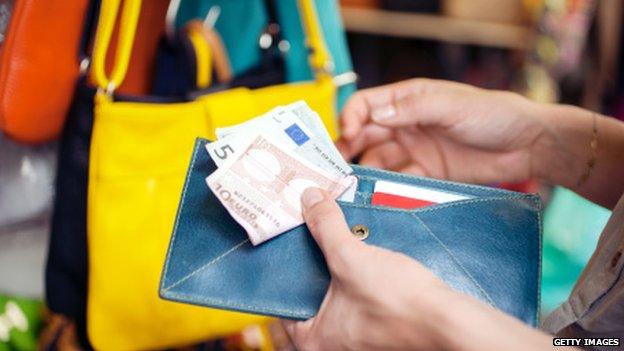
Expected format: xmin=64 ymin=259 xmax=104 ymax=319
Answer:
xmin=282 ymin=188 xmax=557 ymax=351
xmin=338 ymin=78 xmax=624 ymax=208
xmin=337 ymin=79 xmax=548 ymax=185
xmin=282 ymin=188 xmax=456 ymax=351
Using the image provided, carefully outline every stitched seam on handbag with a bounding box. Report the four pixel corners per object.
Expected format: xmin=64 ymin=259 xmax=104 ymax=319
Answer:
xmin=411 ymin=212 xmax=497 ymax=306
xmin=352 ymin=166 xmax=516 ymax=196
xmin=161 ymin=139 xmax=205 ymax=290
xmin=163 ymin=291 xmax=310 ymax=319
xmin=163 ymin=239 xmax=250 ymax=292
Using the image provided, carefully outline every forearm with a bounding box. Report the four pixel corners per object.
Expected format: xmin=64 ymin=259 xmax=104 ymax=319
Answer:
xmin=532 ymin=103 xmax=624 ymax=209
xmin=432 ymin=293 xmax=567 ymax=351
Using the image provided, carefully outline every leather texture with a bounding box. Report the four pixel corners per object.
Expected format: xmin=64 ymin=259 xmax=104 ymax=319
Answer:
xmin=161 ymin=138 xmax=542 ymax=326
xmin=0 ymin=0 xmax=89 ymax=143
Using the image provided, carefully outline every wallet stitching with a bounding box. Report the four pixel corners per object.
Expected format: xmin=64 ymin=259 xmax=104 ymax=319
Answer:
xmin=411 ymin=212 xmax=496 ymax=306
xmin=163 ymin=239 xmax=250 ymax=292
xmin=161 ymin=140 xmax=203 ymax=290
xmin=166 ymin=197 xmax=534 ymax=318
xmin=164 ymin=291 xmax=311 ymax=318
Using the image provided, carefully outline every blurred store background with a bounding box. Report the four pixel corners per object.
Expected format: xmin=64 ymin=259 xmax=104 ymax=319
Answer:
xmin=0 ymin=0 xmax=617 ymax=349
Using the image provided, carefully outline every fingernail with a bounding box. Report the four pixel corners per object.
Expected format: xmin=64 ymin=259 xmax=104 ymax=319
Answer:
xmin=371 ymin=105 xmax=396 ymax=122
xmin=302 ymin=188 xmax=324 ymax=209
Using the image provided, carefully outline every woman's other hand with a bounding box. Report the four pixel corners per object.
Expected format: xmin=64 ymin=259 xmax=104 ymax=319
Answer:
xmin=338 ymin=79 xmax=547 ymax=185
xmin=338 ymin=78 xmax=624 ymax=208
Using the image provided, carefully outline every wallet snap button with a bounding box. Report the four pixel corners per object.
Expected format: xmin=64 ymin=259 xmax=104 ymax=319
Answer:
xmin=350 ymin=225 xmax=369 ymax=240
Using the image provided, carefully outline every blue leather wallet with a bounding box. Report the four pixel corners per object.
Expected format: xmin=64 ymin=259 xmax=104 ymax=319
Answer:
xmin=160 ymin=138 xmax=542 ymax=325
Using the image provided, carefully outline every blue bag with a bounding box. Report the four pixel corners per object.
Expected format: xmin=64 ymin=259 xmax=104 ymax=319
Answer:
xmin=174 ymin=0 xmax=356 ymax=110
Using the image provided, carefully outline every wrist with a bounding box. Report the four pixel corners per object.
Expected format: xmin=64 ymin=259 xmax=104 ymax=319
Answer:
xmin=528 ymin=102 xmax=590 ymax=187
xmin=420 ymin=291 xmax=488 ymax=351
xmin=405 ymin=288 xmax=471 ymax=351
xmin=430 ymin=292 xmax=556 ymax=351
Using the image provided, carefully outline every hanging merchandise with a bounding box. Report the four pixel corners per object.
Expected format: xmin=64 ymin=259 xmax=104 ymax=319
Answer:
xmin=518 ymin=0 xmax=597 ymax=103
xmin=47 ymin=85 xmax=198 ymax=351
xmin=152 ymin=0 xmax=285 ymax=98
xmin=102 ymin=0 xmax=172 ymax=96
xmin=175 ymin=0 xmax=357 ymax=110
xmin=45 ymin=1 xmax=172 ymax=348
xmin=85 ymin=0 xmax=339 ymax=349
xmin=0 ymin=0 xmax=90 ymax=143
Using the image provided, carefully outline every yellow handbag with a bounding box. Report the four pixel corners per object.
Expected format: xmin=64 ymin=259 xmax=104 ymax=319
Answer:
xmin=87 ymin=0 xmax=338 ymax=349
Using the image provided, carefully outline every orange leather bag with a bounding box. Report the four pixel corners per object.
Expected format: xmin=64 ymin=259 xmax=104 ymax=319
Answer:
xmin=0 ymin=0 xmax=169 ymax=143
xmin=0 ymin=0 xmax=90 ymax=143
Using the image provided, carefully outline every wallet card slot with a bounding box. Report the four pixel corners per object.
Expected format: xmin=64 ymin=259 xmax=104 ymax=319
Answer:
xmin=346 ymin=165 xmax=531 ymax=210
xmin=338 ymin=194 xmax=539 ymax=216
xmin=352 ymin=165 xmax=517 ymax=197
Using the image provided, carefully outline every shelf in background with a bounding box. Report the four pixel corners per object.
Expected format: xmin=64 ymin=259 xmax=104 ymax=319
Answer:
xmin=340 ymin=7 xmax=533 ymax=50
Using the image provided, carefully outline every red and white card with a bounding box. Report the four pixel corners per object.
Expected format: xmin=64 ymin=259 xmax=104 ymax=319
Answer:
xmin=371 ymin=180 xmax=469 ymax=209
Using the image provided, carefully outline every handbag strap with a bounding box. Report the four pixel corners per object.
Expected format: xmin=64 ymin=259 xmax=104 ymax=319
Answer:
xmin=78 ymin=0 xmax=102 ymax=69
xmin=298 ymin=0 xmax=334 ymax=76
xmin=90 ymin=0 xmax=333 ymax=94
xmin=90 ymin=0 xmax=142 ymax=93
xmin=185 ymin=21 xmax=213 ymax=89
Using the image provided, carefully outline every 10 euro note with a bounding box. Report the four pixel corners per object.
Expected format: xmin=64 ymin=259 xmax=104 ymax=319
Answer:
xmin=206 ymin=133 xmax=353 ymax=245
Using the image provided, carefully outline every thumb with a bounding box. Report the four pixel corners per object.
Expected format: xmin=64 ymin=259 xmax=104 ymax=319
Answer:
xmin=301 ymin=188 xmax=360 ymax=268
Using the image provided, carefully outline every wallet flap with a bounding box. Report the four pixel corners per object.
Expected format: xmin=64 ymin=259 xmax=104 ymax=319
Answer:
xmin=160 ymin=138 xmax=541 ymax=325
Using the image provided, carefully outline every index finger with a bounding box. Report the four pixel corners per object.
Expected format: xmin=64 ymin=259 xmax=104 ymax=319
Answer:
xmin=340 ymin=81 xmax=417 ymax=140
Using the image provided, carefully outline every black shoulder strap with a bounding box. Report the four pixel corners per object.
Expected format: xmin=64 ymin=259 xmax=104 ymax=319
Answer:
xmin=79 ymin=0 xmax=102 ymax=65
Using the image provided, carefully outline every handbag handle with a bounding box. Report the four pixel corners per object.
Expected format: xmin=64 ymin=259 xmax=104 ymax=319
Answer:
xmin=90 ymin=0 xmax=333 ymax=94
xmin=298 ymin=0 xmax=334 ymax=76
xmin=90 ymin=0 xmax=142 ymax=93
